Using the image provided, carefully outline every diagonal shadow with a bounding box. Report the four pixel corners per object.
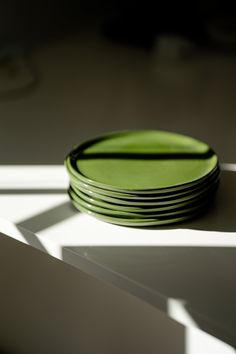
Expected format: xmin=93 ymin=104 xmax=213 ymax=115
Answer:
xmin=16 ymin=201 xmax=77 ymax=233
xmin=13 ymin=168 xmax=236 ymax=234
xmin=63 ymin=245 xmax=236 ymax=349
xmin=15 ymin=225 xmax=49 ymax=253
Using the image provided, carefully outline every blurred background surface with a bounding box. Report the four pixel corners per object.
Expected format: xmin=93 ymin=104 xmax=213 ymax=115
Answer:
xmin=0 ymin=1 xmax=236 ymax=164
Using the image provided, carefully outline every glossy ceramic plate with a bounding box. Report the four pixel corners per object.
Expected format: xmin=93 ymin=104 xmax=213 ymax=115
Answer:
xmin=68 ymin=164 xmax=220 ymax=200
xmin=70 ymin=179 xmax=219 ymax=212
xmin=66 ymin=130 xmax=220 ymax=226
xmin=66 ymin=130 xmax=218 ymax=193
xmin=69 ymin=168 xmax=220 ymax=206
xmin=69 ymin=197 xmax=212 ymax=227
xmin=68 ymin=186 xmax=217 ymax=219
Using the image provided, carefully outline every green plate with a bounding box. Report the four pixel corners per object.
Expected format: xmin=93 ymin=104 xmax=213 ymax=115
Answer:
xmin=69 ymin=186 xmax=216 ymax=219
xmin=69 ymin=167 xmax=220 ymax=206
xmin=68 ymin=164 xmax=219 ymax=199
xmin=66 ymin=130 xmax=219 ymax=193
xmin=69 ymin=197 xmax=211 ymax=227
xmin=70 ymin=178 xmax=219 ymax=211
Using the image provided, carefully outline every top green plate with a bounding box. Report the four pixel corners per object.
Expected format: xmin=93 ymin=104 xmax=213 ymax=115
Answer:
xmin=66 ymin=131 xmax=218 ymax=192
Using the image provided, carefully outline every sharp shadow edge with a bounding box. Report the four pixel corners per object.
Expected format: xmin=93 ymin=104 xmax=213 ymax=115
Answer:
xmin=68 ymin=245 xmax=236 ymax=349
xmin=16 ymin=225 xmax=49 ymax=253
xmin=185 ymin=304 xmax=236 ymax=349
xmin=16 ymin=201 xmax=77 ymax=233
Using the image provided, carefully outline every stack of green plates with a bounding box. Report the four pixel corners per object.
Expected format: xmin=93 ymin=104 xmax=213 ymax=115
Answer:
xmin=65 ymin=130 xmax=220 ymax=227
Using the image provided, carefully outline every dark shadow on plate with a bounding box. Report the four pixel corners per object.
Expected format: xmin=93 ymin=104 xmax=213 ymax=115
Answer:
xmin=16 ymin=201 xmax=77 ymax=233
xmin=141 ymin=170 xmax=236 ymax=232
xmin=76 ymin=150 xmax=215 ymax=160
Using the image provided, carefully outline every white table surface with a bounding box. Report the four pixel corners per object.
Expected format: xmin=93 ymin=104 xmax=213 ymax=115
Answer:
xmin=0 ymin=164 xmax=236 ymax=349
